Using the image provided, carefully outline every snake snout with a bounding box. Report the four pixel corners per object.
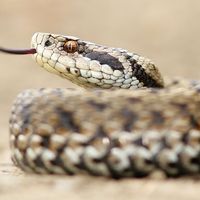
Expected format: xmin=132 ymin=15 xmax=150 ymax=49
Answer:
xmin=31 ymin=32 xmax=51 ymax=50
xmin=31 ymin=33 xmax=38 ymax=49
xmin=31 ymin=32 xmax=72 ymax=78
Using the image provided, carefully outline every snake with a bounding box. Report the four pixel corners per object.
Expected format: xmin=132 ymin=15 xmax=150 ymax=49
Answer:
xmin=0 ymin=32 xmax=200 ymax=178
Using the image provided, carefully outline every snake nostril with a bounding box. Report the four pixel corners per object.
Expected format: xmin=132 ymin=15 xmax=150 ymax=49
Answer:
xmin=44 ymin=40 xmax=53 ymax=47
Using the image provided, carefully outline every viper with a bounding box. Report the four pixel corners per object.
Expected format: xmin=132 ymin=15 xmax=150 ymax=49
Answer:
xmin=0 ymin=32 xmax=199 ymax=178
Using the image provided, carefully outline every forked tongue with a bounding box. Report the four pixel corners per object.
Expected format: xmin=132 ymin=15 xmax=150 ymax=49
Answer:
xmin=0 ymin=47 xmax=36 ymax=55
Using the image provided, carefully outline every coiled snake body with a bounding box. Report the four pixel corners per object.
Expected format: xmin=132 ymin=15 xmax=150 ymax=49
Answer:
xmin=3 ymin=33 xmax=200 ymax=178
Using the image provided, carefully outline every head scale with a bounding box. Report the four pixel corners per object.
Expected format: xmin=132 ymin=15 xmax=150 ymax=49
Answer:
xmin=31 ymin=32 xmax=164 ymax=89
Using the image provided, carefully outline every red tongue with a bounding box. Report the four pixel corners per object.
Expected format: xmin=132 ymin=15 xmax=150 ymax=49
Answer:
xmin=0 ymin=47 xmax=36 ymax=55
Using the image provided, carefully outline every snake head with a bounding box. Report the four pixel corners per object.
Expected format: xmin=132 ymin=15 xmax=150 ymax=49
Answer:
xmin=31 ymin=32 xmax=164 ymax=89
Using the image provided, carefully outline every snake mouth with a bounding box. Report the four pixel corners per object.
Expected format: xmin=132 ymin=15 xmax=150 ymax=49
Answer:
xmin=0 ymin=47 xmax=36 ymax=55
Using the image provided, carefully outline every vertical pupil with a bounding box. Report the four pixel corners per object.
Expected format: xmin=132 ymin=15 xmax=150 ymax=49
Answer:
xmin=64 ymin=41 xmax=77 ymax=53
xmin=68 ymin=43 xmax=73 ymax=51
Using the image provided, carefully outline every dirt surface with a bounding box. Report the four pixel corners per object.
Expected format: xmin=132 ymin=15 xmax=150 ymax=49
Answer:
xmin=0 ymin=1 xmax=200 ymax=199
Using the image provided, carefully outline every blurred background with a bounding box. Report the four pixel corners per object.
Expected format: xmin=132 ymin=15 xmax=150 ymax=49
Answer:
xmin=1 ymin=0 xmax=200 ymax=152
xmin=1 ymin=1 xmax=200 ymax=199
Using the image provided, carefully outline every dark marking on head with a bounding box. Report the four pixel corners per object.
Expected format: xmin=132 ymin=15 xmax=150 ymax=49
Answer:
xmin=77 ymin=41 xmax=88 ymax=54
xmin=130 ymin=59 xmax=162 ymax=88
xmin=86 ymin=51 xmax=124 ymax=70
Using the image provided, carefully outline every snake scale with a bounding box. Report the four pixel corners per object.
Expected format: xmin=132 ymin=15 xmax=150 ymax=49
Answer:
xmin=1 ymin=32 xmax=200 ymax=178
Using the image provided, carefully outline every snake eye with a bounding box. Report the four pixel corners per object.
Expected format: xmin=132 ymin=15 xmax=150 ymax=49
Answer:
xmin=44 ymin=40 xmax=53 ymax=47
xmin=63 ymin=40 xmax=78 ymax=53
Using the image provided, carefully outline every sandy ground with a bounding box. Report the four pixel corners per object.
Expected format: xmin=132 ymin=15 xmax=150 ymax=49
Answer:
xmin=0 ymin=0 xmax=200 ymax=199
